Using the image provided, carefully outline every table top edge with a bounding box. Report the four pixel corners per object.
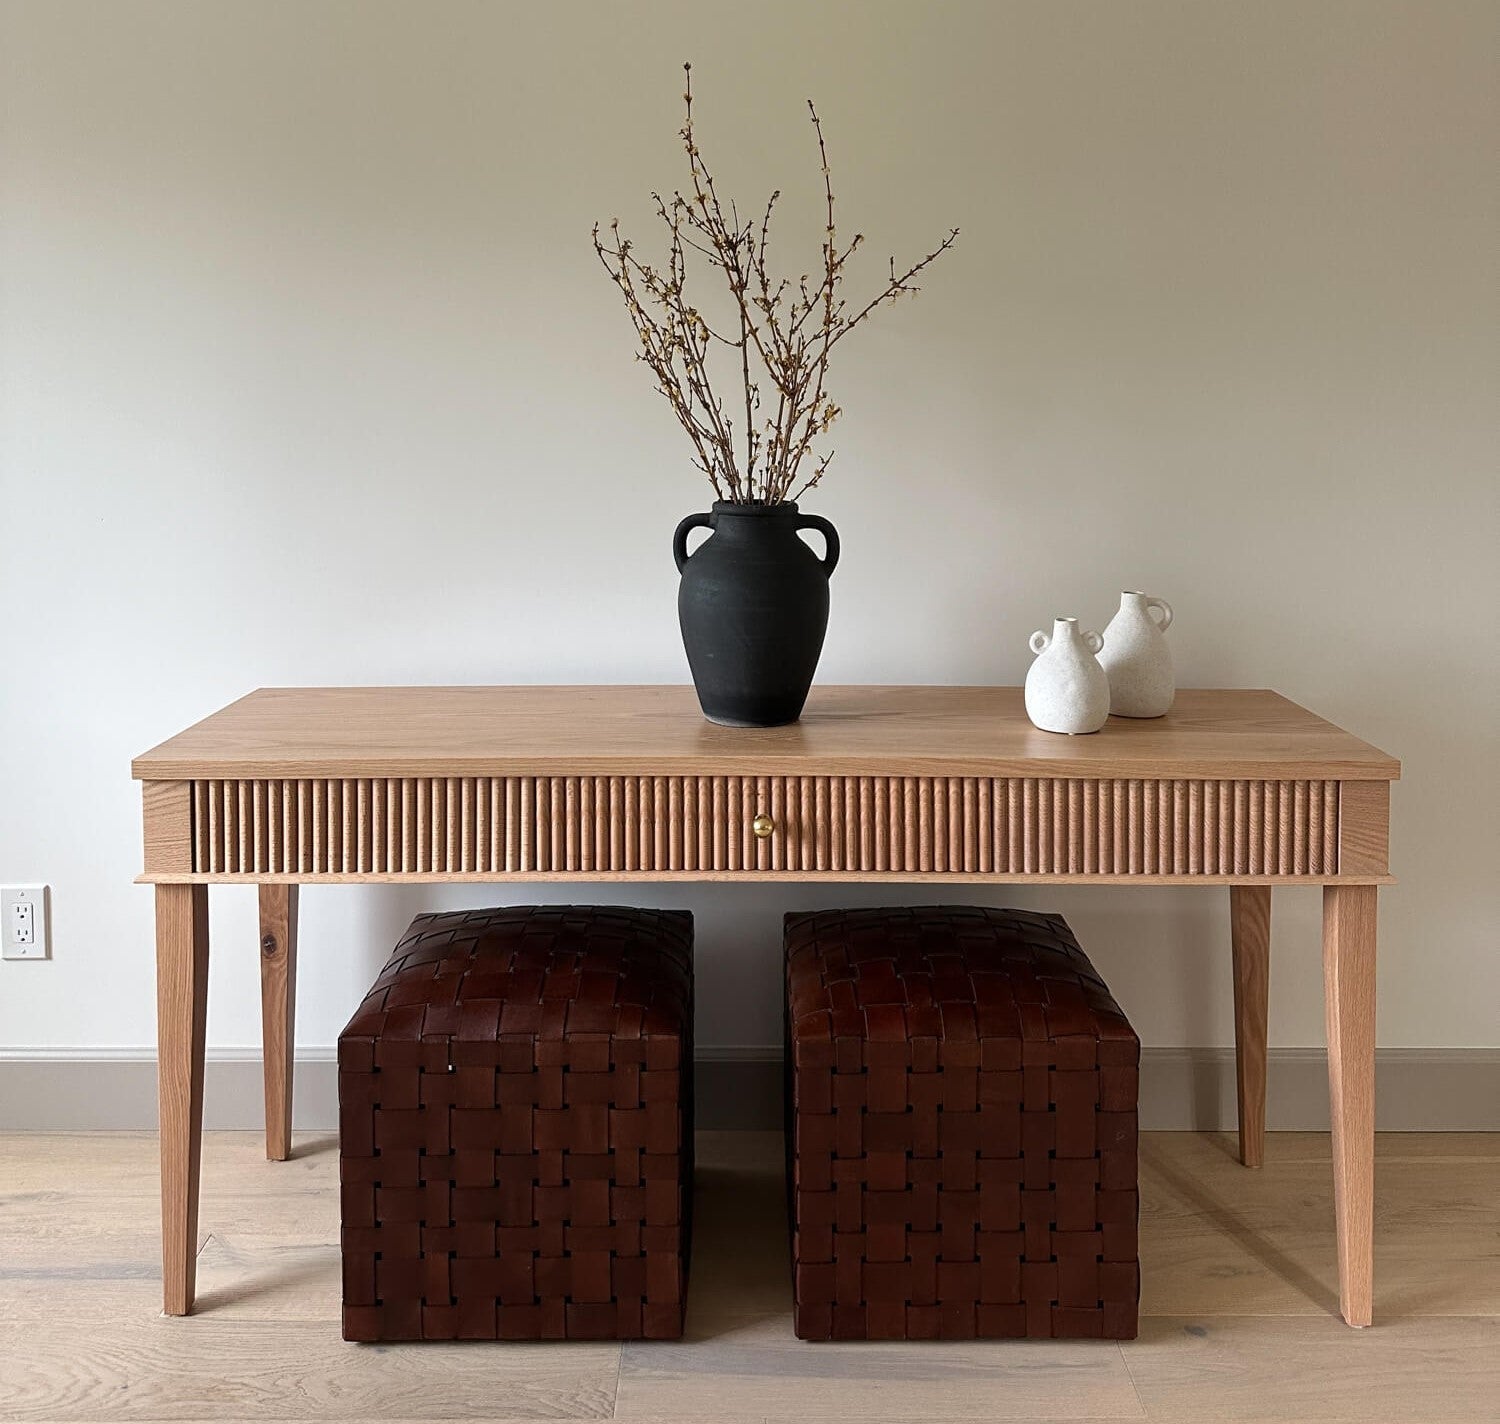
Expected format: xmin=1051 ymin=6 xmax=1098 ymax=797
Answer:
xmin=131 ymin=685 xmax=1402 ymax=781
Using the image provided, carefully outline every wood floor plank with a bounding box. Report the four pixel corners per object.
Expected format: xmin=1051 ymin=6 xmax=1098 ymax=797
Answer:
xmin=1122 ymin=1315 xmax=1500 ymax=1421
xmin=0 ymin=1131 xmax=343 ymax=1195
xmin=637 ymin=1127 xmax=1142 ymax=1419
xmin=1147 ymin=1131 xmax=1500 ymax=1166
xmin=1141 ymin=1218 xmax=1500 ymax=1320
xmin=1140 ymin=1136 xmax=1500 ymax=1318
xmin=0 ymin=1130 xmax=1496 ymax=1422
xmin=0 ymin=1181 xmax=335 ymax=1250
xmin=616 ymin=1314 xmax=1144 ymax=1420
xmin=0 ymin=1204 xmax=204 ymax=1275
xmin=184 ymin=1236 xmax=338 ymax=1319
xmin=0 ymin=1311 xmax=619 ymax=1421
xmin=679 ymin=1134 xmax=797 ymax=1333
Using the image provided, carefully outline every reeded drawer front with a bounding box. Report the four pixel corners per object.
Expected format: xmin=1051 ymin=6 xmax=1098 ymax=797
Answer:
xmin=188 ymin=775 xmax=1339 ymax=877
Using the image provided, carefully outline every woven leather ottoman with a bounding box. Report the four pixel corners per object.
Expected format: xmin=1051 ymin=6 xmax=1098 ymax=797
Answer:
xmin=785 ymin=906 xmax=1138 ymax=1341
xmin=339 ymin=905 xmax=693 ymax=1342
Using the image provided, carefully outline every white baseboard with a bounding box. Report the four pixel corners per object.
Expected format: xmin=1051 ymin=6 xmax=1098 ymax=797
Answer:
xmin=0 ymin=1046 xmax=1496 ymax=1132
xmin=1136 ymin=1046 xmax=1500 ymax=1133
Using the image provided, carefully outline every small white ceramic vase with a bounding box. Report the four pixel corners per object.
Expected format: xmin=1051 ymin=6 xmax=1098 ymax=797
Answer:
xmin=1099 ymin=590 xmax=1175 ymax=718
xmin=1025 ymin=617 xmax=1110 ymax=735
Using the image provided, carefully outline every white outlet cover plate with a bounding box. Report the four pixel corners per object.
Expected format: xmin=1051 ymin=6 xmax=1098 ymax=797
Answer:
xmin=2 ymin=885 xmax=50 ymax=960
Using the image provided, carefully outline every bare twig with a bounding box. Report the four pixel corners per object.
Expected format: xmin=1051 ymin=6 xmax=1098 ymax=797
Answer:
xmin=594 ymin=63 xmax=956 ymax=504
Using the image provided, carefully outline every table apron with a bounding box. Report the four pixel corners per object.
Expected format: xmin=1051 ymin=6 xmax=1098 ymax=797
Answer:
xmin=140 ymin=774 xmax=1390 ymax=881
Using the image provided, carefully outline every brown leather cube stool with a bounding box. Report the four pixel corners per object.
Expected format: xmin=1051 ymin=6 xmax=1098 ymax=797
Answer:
xmin=339 ymin=905 xmax=693 ymax=1342
xmin=785 ymin=906 xmax=1139 ymax=1341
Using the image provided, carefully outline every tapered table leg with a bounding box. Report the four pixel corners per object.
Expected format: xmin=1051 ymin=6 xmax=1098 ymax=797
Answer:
xmin=1230 ymin=886 xmax=1271 ymax=1167
xmin=258 ymin=884 xmax=299 ymax=1161
xmin=156 ymin=883 xmax=209 ymax=1316
xmin=1323 ymin=884 xmax=1378 ymax=1327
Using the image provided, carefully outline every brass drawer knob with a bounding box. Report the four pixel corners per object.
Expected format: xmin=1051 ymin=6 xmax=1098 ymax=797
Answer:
xmin=751 ymin=813 xmax=775 ymax=840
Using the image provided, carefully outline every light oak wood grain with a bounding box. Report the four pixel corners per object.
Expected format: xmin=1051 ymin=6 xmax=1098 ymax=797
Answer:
xmin=0 ymin=1211 xmax=208 ymax=1280
xmin=616 ymin=1314 xmax=1145 ymax=1421
xmin=1139 ymin=1135 xmax=1500 ymax=1319
xmin=1323 ymin=885 xmax=1379 ymax=1328
xmin=3 ymin=1132 xmax=1497 ymax=1422
xmin=169 ymin=773 xmax=1351 ymax=880
xmin=155 ymin=883 xmax=209 ymax=1317
xmin=133 ymin=686 xmax=1400 ymax=782
xmin=257 ymin=885 xmax=298 ymax=1163
xmin=142 ymin=780 xmax=192 ymax=875
xmin=1122 ymin=1315 xmax=1500 ymax=1422
xmin=0 ymin=1309 xmax=619 ymax=1420
xmin=1150 ymin=1131 xmax=1500 ymax=1165
xmin=134 ymin=691 xmax=1396 ymax=887
xmin=141 ymin=869 xmax=1397 ymax=886
xmin=1338 ymin=779 xmax=1392 ymax=876
xmin=0 ymin=1132 xmax=344 ymax=1229
xmin=1140 ymin=1215 xmax=1500 ymax=1322
xmin=1229 ymin=887 xmax=1272 ymax=1168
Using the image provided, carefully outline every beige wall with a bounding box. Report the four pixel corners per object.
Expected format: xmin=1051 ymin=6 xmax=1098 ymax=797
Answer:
xmin=1 ymin=1 xmax=1496 ymax=1073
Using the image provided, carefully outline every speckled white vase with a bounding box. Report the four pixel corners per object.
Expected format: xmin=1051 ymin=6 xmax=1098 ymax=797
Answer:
xmin=1025 ymin=617 xmax=1110 ymax=735
xmin=1099 ymin=590 xmax=1175 ymax=718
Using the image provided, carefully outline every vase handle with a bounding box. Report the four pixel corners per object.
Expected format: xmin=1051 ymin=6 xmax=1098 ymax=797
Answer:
xmin=796 ymin=513 xmax=840 ymax=577
xmin=1084 ymin=630 xmax=1104 ymax=655
xmin=1029 ymin=630 xmax=1050 ymax=655
xmin=1145 ymin=596 xmax=1173 ymax=631
xmin=673 ymin=512 xmax=713 ymax=573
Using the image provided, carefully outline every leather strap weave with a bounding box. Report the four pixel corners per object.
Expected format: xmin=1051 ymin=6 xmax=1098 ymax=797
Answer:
xmin=339 ymin=905 xmax=693 ymax=1341
xmin=786 ymin=906 xmax=1139 ymax=1340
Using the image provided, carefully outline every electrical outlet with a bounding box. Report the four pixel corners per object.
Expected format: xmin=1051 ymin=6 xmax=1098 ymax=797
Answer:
xmin=2 ymin=885 xmax=49 ymax=960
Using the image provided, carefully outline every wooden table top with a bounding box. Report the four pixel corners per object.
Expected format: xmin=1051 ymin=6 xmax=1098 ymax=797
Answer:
xmin=132 ymin=686 xmax=1400 ymax=782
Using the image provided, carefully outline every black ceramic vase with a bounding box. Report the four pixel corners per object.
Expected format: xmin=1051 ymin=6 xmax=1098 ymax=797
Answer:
xmin=673 ymin=501 xmax=840 ymax=727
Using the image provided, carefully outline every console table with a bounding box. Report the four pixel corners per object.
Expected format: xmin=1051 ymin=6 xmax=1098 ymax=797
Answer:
xmin=133 ymin=685 xmax=1398 ymax=1326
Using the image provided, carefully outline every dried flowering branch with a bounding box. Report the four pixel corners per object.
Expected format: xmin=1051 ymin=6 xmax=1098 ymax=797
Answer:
xmin=594 ymin=64 xmax=957 ymax=505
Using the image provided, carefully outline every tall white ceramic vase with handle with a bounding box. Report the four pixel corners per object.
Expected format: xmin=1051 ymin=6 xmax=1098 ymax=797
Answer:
xmin=1099 ymin=590 xmax=1175 ymax=717
xmin=1025 ymin=617 xmax=1110 ymax=735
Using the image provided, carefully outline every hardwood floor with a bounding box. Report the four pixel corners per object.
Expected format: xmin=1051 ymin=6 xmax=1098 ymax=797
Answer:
xmin=1 ymin=1131 xmax=1495 ymax=1422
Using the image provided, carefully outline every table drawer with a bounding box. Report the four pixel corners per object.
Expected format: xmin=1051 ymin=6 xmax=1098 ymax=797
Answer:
xmin=182 ymin=774 xmax=1341 ymax=877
